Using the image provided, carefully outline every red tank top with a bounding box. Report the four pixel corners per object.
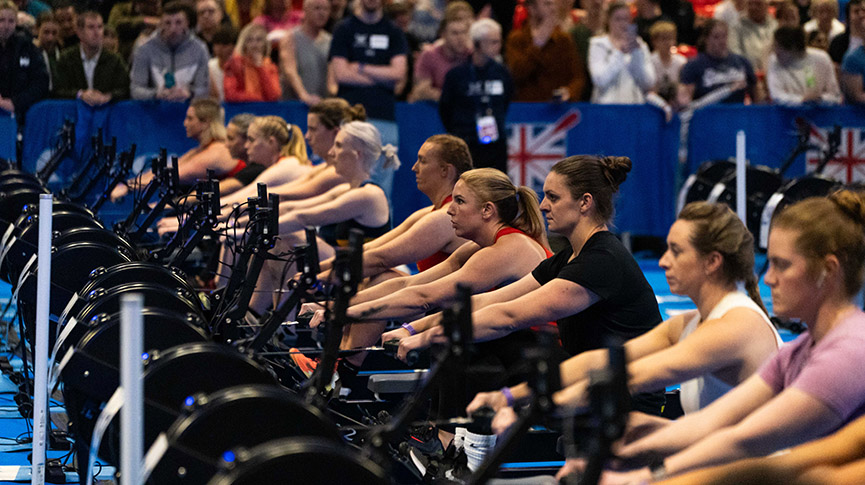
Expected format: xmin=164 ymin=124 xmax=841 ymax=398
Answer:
xmin=416 ymin=195 xmax=455 ymax=272
xmin=219 ymin=159 xmax=247 ymax=181
xmin=493 ymin=226 xmax=557 ymax=333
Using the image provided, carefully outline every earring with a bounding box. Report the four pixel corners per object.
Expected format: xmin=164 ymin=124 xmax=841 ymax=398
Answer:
xmin=817 ymin=270 xmax=827 ymax=289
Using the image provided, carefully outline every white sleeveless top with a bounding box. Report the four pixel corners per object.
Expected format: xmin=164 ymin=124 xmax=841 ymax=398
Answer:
xmin=678 ymin=292 xmax=782 ymax=414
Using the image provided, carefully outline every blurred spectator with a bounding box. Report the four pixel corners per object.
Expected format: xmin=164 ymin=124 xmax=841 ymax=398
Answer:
xmin=556 ymin=0 xmax=580 ymax=32
xmin=507 ymin=0 xmax=584 ymax=101
xmin=225 ymin=0 xmax=264 ymax=29
xmin=588 ymin=1 xmax=655 ymax=103
xmin=728 ymin=0 xmax=776 ymax=72
xmin=659 ymin=0 xmax=696 ymax=45
xmin=34 ymin=11 xmax=59 ymax=90
xmin=467 ymin=0 xmax=516 ymax=39
xmin=325 ymin=0 xmax=348 ymax=32
xmin=776 ymin=0 xmax=802 ymax=27
xmin=840 ymin=37 xmax=865 ymax=101
xmin=797 ymin=0 xmax=812 ymax=24
xmin=130 ymin=1 xmax=210 ymax=101
xmin=279 ymin=0 xmax=331 ymax=105
xmin=409 ymin=15 xmax=470 ymax=102
xmin=570 ymin=0 xmax=606 ymax=101
xmin=766 ymin=25 xmax=840 ymax=103
xmin=409 ymin=0 xmax=445 ymax=43
xmin=329 ymin=0 xmax=408 ymax=121
xmin=829 ymin=0 xmax=865 ymax=63
xmin=108 ymin=0 xmax=161 ymax=61
xmin=385 ymin=1 xmax=420 ymax=100
xmin=196 ymin=0 xmax=230 ymax=53
xmin=679 ymin=18 xmax=756 ymax=106
xmin=53 ymin=1 xmax=76 ymax=48
xmin=714 ymin=0 xmax=745 ymax=30
xmin=252 ymin=0 xmax=302 ymax=33
xmin=13 ymin=0 xmax=48 ymax=19
xmin=808 ymin=29 xmax=830 ymax=49
xmin=635 ymin=0 xmax=672 ymax=45
xmin=444 ymin=0 xmax=475 ymax=26
xmin=649 ymin=20 xmax=685 ymax=104
xmin=805 ymin=0 xmax=845 ymax=42
xmin=208 ymin=24 xmax=237 ymax=100
xmin=54 ymin=11 xmax=130 ymax=105
xmin=439 ymin=18 xmax=512 ymax=173
xmin=0 ymin=0 xmax=49 ymax=123
xmin=16 ymin=10 xmax=32 ymax=34
xmin=223 ymin=22 xmax=281 ymax=100
xmin=103 ymin=25 xmax=119 ymax=53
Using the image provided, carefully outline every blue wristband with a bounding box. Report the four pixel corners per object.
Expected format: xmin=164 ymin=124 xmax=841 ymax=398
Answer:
xmin=500 ymin=386 xmax=515 ymax=407
xmin=401 ymin=322 xmax=417 ymax=336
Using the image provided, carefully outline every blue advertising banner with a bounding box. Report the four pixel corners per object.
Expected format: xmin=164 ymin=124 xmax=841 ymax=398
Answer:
xmin=21 ymin=100 xmax=311 ymax=178
xmin=21 ymin=100 xmax=687 ymax=237
xmin=397 ymin=102 xmax=679 ymax=237
xmin=0 ymin=114 xmax=14 ymax=162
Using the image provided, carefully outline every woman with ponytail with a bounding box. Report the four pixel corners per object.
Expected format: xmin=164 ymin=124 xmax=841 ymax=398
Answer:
xmin=339 ymin=167 xmax=552 ymax=323
xmin=246 ymin=121 xmax=398 ymax=313
xmin=590 ymin=189 xmax=865 ymax=484
xmin=376 ymin=155 xmax=664 ymax=455
xmin=472 ymin=201 xmax=780 ymax=445
xmin=298 ymin=166 xmax=555 ymax=437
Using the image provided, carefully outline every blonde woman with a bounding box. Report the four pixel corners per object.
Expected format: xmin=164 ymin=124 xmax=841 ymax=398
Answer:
xmin=223 ymin=22 xmax=281 ymax=101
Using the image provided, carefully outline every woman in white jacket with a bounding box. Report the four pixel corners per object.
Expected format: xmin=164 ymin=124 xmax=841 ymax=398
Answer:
xmin=588 ymin=1 xmax=656 ymax=104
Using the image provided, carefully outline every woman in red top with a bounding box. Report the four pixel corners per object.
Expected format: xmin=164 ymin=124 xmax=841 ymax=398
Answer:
xmin=223 ymin=23 xmax=281 ymax=102
xmin=299 ymin=168 xmax=552 ymax=375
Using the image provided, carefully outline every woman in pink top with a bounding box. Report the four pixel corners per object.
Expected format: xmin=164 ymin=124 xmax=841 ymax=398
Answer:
xmin=593 ymin=190 xmax=865 ymax=484
xmin=223 ymin=23 xmax=281 ymax=101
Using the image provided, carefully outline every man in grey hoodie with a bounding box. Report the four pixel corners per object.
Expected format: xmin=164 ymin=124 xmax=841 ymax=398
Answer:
xmin=130 ymin=0 xmax=209 ymax=101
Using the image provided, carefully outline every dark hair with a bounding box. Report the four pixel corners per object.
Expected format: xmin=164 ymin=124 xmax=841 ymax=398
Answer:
xmin=211 ymin=24 xmax=237 ymax=45
xmin=678 ymin=202 xmax=768 ymax=315
xmin=550 ymin=155 xmax=631 ymax=224
xmin=308 ymin=98 xmax=366 ymax=130
xmin=425 ymin=134 xmax=473 ymax=178
xmin=36 ymin=11 xmax=56 ymax=28
xmin=163 ymin=1 xmax=196 ymax=26
xmin=696 ymin=18 xmax=728 ymax=53
xmin=772 ymin=189 xmax=865 ymax=298
xmin=606 ymin=1 xmax=631 ymax=29
xmin=75 ymin=10 xmax=102 ymax=30
xmin=846 ymin=0 xmax=865 ymax=26
xmin=774 ymin=25 xmax=806 ymax=53
xmin=228 ymin=112 xmax=255 ymax=133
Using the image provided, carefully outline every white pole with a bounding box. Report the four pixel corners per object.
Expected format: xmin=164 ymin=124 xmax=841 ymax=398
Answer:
xmin=32 ymin=193 xmax=53 ymax=485
xmin=736 ymin=130 xmax=747 ymax=224
xmin=120 ymin=294 xmax=143 ymax=485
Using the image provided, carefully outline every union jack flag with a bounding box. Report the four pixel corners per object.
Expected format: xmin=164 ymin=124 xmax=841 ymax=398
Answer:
xmin=806 ymin=124 xmax=865 ymax=183
xmin=507 ymin=110 xmax=581 ymax=193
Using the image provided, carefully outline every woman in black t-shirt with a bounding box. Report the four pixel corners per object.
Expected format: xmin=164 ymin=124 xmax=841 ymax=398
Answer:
xmin=389 ymin=155 xmax=664 ymax=413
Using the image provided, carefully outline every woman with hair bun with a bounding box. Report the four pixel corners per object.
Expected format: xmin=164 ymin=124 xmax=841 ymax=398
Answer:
xmin=391 ymin=155 xmax=666 ymax=414
xmin=469 ymin=201 xmax=783 ymax=478
xmin=596 ymin=189 xmax=865 ymax=484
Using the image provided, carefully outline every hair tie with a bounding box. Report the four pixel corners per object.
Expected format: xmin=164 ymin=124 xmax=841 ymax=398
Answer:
xmin=285 ymin=122 xmax=293 ymax=143
xmin=382 ymin=144 xmax=401 ymax=169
